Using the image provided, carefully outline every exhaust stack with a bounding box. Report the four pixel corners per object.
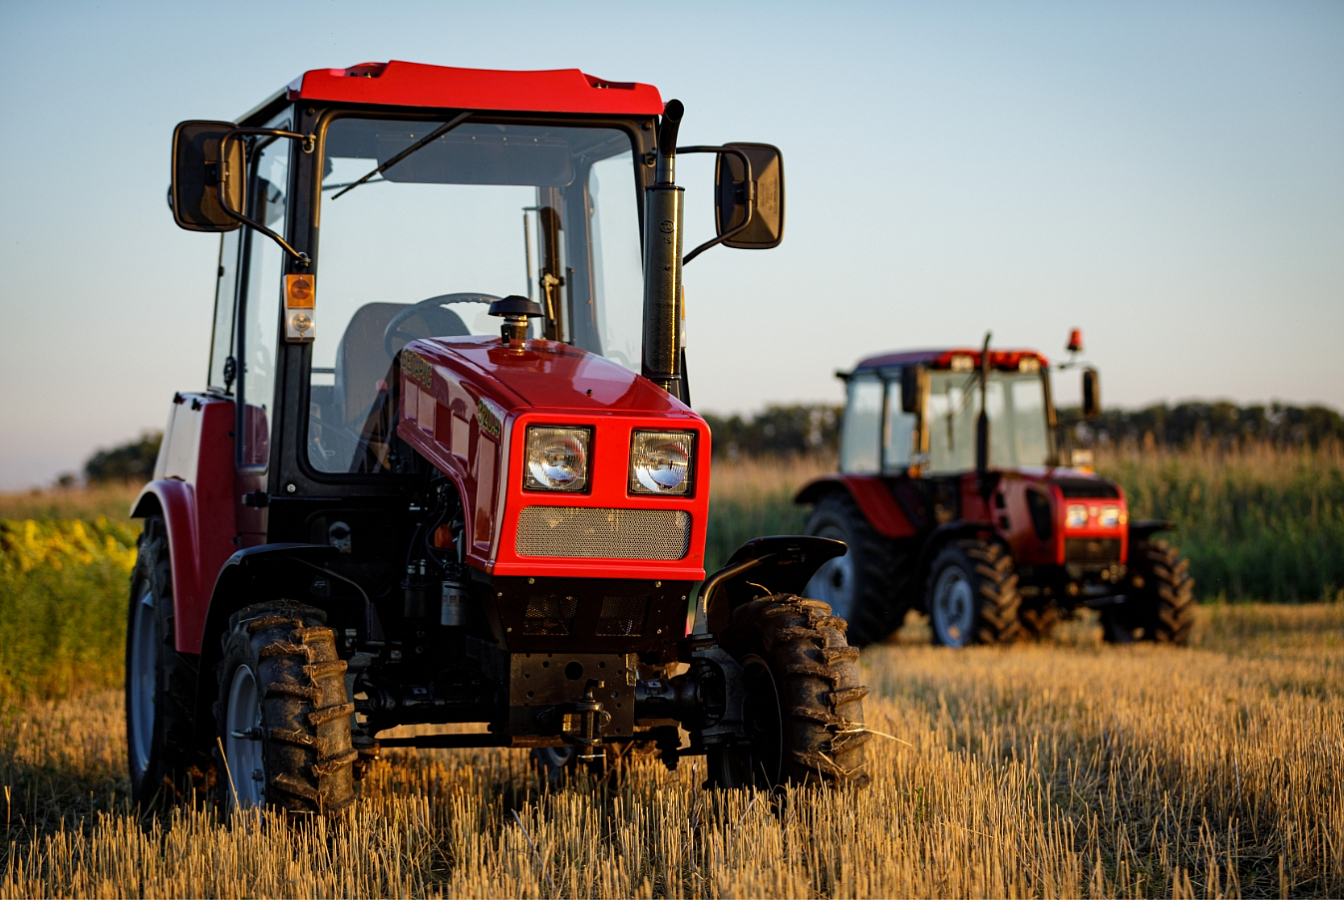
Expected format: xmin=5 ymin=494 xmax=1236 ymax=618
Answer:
xmin=641 ymin=100 xmax=685 ymax=399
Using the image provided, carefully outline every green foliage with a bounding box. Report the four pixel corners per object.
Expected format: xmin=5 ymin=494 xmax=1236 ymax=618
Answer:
xmin=701 ymin=405 xmax=842 ymax=459
xmin=0 ymin=518 xmax=137 ymax=702
xmin=1101 ymin=447 xmax=1344 ymax=602
xmin=83 ymin=431 xmax=161 ymax=483
xmin=1061 ymin=401 xmax=1344 ymax=449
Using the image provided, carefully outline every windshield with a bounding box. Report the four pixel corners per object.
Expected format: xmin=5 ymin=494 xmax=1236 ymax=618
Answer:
xmin=926 ymin=369 xmax=1051 ymax=473
xmin=308 ymin=116 xmax=644 ymax=474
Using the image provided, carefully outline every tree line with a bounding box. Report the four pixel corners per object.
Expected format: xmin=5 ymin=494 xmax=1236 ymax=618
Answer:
xmin=76 ymin=400 xmax=1343 ymax=483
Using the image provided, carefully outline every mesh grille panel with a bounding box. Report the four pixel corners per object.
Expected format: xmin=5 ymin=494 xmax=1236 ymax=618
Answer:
xmin=1064 ymin=538 xmax=1121 ymax=564
xmin=516 ymin=507 xmax=690 ymax=560
xmin=522 ymin=594 xmax=578 ymax=635
xmin=596 ymin=594 xmax=649 ymax=636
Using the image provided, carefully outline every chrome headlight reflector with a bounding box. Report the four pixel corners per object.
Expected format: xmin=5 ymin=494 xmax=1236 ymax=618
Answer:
xmin=629 ymin=430 xmax=695 ymax=495
xmin=1098 ymin=505 xmax=1122 ymax=528
xmin=1065 ymin=503 xmax=1089 ymax=529
xmin=524 ymin=426 xmax=590 ymax=492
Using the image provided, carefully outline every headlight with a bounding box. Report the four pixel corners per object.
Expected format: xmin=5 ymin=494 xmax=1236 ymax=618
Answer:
xmin=629 ymin=430 xmax=695 ymax=495
xmin=524 ymin=426 xmax=590 ymax=492
xmin=1098 ymin=505 xmax=1122 ymax=528
xmin=1065 ymin=504 xmax=1089 ymax=529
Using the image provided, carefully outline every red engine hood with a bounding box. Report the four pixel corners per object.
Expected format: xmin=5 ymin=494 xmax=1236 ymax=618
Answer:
xmin=396 ymin=336 xmax=710 ymax=581
xmin=408 ymin=337 xmax=691 ymax=415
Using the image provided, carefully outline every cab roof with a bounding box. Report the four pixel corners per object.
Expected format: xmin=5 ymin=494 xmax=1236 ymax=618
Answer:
xmin=853 ymin=348 xmax=1051 ymax=372
xmin=278 ymin=61 xmax=665 ymax=117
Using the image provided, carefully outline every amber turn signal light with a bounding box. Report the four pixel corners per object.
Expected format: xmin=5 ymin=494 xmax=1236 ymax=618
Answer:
xmin=284 ymin=274 xmax=316 ymax=342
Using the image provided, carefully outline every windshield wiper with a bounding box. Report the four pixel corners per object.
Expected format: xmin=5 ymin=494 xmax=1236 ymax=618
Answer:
xmin=331 ymin=111 xmax=471 ymax=200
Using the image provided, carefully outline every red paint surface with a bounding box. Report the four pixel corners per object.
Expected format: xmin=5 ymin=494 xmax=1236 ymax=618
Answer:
xmin=129 ymin=394 xmax=238 ymax=654
xmin=290 ymin=61 xmax=664 ymax=116
xmin=794 ymin=474 xmax=918 ymax=539
xmin=397 ymin=337 xmax=710 ymax=581
xmin=854 ymin=347 xmax=1051 ymax=371
xmin=981 ymin=469 xmax=1128 ymax=566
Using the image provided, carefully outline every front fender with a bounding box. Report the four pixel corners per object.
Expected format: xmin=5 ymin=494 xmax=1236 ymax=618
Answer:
xmin=694 ymin=535 xmax=847 ymax=635
xmin=192 ymin=543 xmax=342 ymax=745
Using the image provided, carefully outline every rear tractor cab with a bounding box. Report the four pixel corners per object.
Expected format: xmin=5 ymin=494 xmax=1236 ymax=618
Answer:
xmin=796 ymin=333 xmax=1194 ymax=648
xmin=129 ymin=61 xmax=869 ymax=813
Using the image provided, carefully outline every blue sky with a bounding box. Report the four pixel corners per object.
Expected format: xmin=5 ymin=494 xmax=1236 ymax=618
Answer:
xmin=1 ymin=1 xmax=1340 ymax=488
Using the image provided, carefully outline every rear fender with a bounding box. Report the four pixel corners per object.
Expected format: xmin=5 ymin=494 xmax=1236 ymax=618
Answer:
xmin=192 ymin=543 xmax=343 ymax=744
xmin=795 ymin=474 xmax=918 ymax=538
xmin=694 ymin=535 xmax=847 ymax=635
xmin=130 ymin=480 xmax=204 ymax=653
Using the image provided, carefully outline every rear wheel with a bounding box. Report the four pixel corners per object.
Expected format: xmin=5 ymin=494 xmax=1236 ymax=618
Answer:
xmin=708 ymin=595 xmax=870 ymax=789
xmin=803 ymin=493 xmax=906 ymax=646
xmin=1018 ymin=602 xmax=1062 ymax=641
xmin=125 ymin=516 xmax=200 ymax=805
xmin=1103 ymin=540 xmax=1195 ymax=644
xmin=925 ymin=539 xmax=1022 ymax=647
xmin=214 ymin=602 xmax=357 ymax=814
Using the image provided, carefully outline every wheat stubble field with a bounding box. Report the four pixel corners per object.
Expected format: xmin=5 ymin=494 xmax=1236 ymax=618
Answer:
xmin=2 ymin=451 xmax=1343 ymax=898
xmin=1 ymin=604 xmax=1341 ymax=898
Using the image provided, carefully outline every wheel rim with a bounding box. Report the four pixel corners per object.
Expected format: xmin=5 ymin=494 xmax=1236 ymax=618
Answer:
xmin=224 ymin=665 xmax=265 ymax=809
xmin=740 ymin=654 xmax=783 ymax=786
xmin=932 ymin=567 xmax=975 ymax=647
xmin=128 ymin=585 xmax=156 ymax=777
xmin=804 ymin=525 xmax=854 ymax=620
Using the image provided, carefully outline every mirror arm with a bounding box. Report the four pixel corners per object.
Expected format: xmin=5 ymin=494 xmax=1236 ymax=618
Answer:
xmin=217 ymin=127 xmax=316 ymax=267
xmin=675 ymin=146 xmax=753 ymax=266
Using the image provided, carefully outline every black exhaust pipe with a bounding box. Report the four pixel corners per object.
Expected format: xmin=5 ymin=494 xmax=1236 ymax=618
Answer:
xmin=641 ymin=100 xmax=685 ymax=399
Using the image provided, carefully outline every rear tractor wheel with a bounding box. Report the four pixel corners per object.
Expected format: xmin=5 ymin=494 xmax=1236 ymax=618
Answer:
xmin=803 ymin=492 xmax=907 ymax=646
xmin=925 ymin=539 xmax=1022 ymax=647
xmin=1102 ymin=540 xmax=1195 ymax=645
xmin=126 ymin=516 xmax=203 ymax=805
xmin=708 ymin=594 xmax=870 ymax=789
xmin=214 ymin=602 xmax=357 ymax=814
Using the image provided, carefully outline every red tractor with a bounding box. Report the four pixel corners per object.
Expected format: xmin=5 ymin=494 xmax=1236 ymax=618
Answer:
xmin=129 ymin=61 xmax=869 ymax=813
xmin=797 ymin=334 xmax=1195 ymax=648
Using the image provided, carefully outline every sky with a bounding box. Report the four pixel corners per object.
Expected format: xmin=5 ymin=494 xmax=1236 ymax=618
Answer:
xmin=0 ymin=0 xmax=1340 ymax=489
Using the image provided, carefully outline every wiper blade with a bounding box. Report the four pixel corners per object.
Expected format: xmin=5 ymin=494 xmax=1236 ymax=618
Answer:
xmin=331 ymin=111 xmax=471 ymax=200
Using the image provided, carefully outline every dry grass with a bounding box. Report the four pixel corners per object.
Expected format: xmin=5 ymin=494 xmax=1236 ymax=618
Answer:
xmin=3 ymin=603 xmax=1341 ymax=898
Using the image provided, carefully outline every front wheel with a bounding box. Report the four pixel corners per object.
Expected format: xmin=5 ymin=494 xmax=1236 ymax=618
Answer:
xmin=215 ymin=602 xmax=357 ymax=814
xmin=925 ymin=539 xmax=1022 ymax=647
xmin=708 ymin=595 xmax=870 ymax=789
xmin=1102 ymin=540 xmax=1195 ymax=644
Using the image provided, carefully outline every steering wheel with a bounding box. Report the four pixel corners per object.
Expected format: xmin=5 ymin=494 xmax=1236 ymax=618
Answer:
xmin=383 ymin=292 xmax=502 ymax=359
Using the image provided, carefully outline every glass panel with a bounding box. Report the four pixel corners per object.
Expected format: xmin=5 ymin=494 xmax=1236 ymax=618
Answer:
xmin=239 ymin=133 xmax=289 ymax=469
xmin=926 ymin=370 xmax=1050 ymax=474
xmin=883 ymin=377 xmax=917 ymax=470
xmin=587 ymin=151 xmax=643 ymax=371
xmin=207 ymin=230 xmax=241 ymax=392
xmin=309 ymin=118 xmax=640 ymax=474
xmin=839 ymin=375 xmax=882 ymax=474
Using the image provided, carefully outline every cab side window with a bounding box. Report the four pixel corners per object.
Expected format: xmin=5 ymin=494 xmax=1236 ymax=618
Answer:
xmin=839 ymin=374 xmax=882 ymax=474
xmin=237 ymin=129 xmax=290 ymax=469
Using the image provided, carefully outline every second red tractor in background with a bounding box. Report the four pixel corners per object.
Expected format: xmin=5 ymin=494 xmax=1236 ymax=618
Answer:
xmin=797 ymin=333 xmax=1195 ymax=648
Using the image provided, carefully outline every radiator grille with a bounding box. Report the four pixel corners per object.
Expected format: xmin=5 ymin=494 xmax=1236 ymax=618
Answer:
xmin=1064 ymin=538 xmax=1122 ymax=564
xmin=515 ymin=507 xmax=690 ymax=560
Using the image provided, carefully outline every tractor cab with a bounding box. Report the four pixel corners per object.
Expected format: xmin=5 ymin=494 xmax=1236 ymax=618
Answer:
xmin=797 ymin=336 xmax=1193 ymax=650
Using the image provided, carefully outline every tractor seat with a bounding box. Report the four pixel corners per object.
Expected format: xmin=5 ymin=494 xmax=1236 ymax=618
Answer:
xmin=333 ymin=301 xmax=468 ymax=425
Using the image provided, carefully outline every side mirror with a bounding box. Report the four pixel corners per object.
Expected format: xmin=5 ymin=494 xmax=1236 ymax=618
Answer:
xmin=715 ymin=142 xmax=784 ymax=249
xmin=171 ymin=120 xmax=245 ymax=232
xmin=900 ymin=365 xmax=927 ymax=414
xmin=1082 ymin=368 xmax=1101 ymax=419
